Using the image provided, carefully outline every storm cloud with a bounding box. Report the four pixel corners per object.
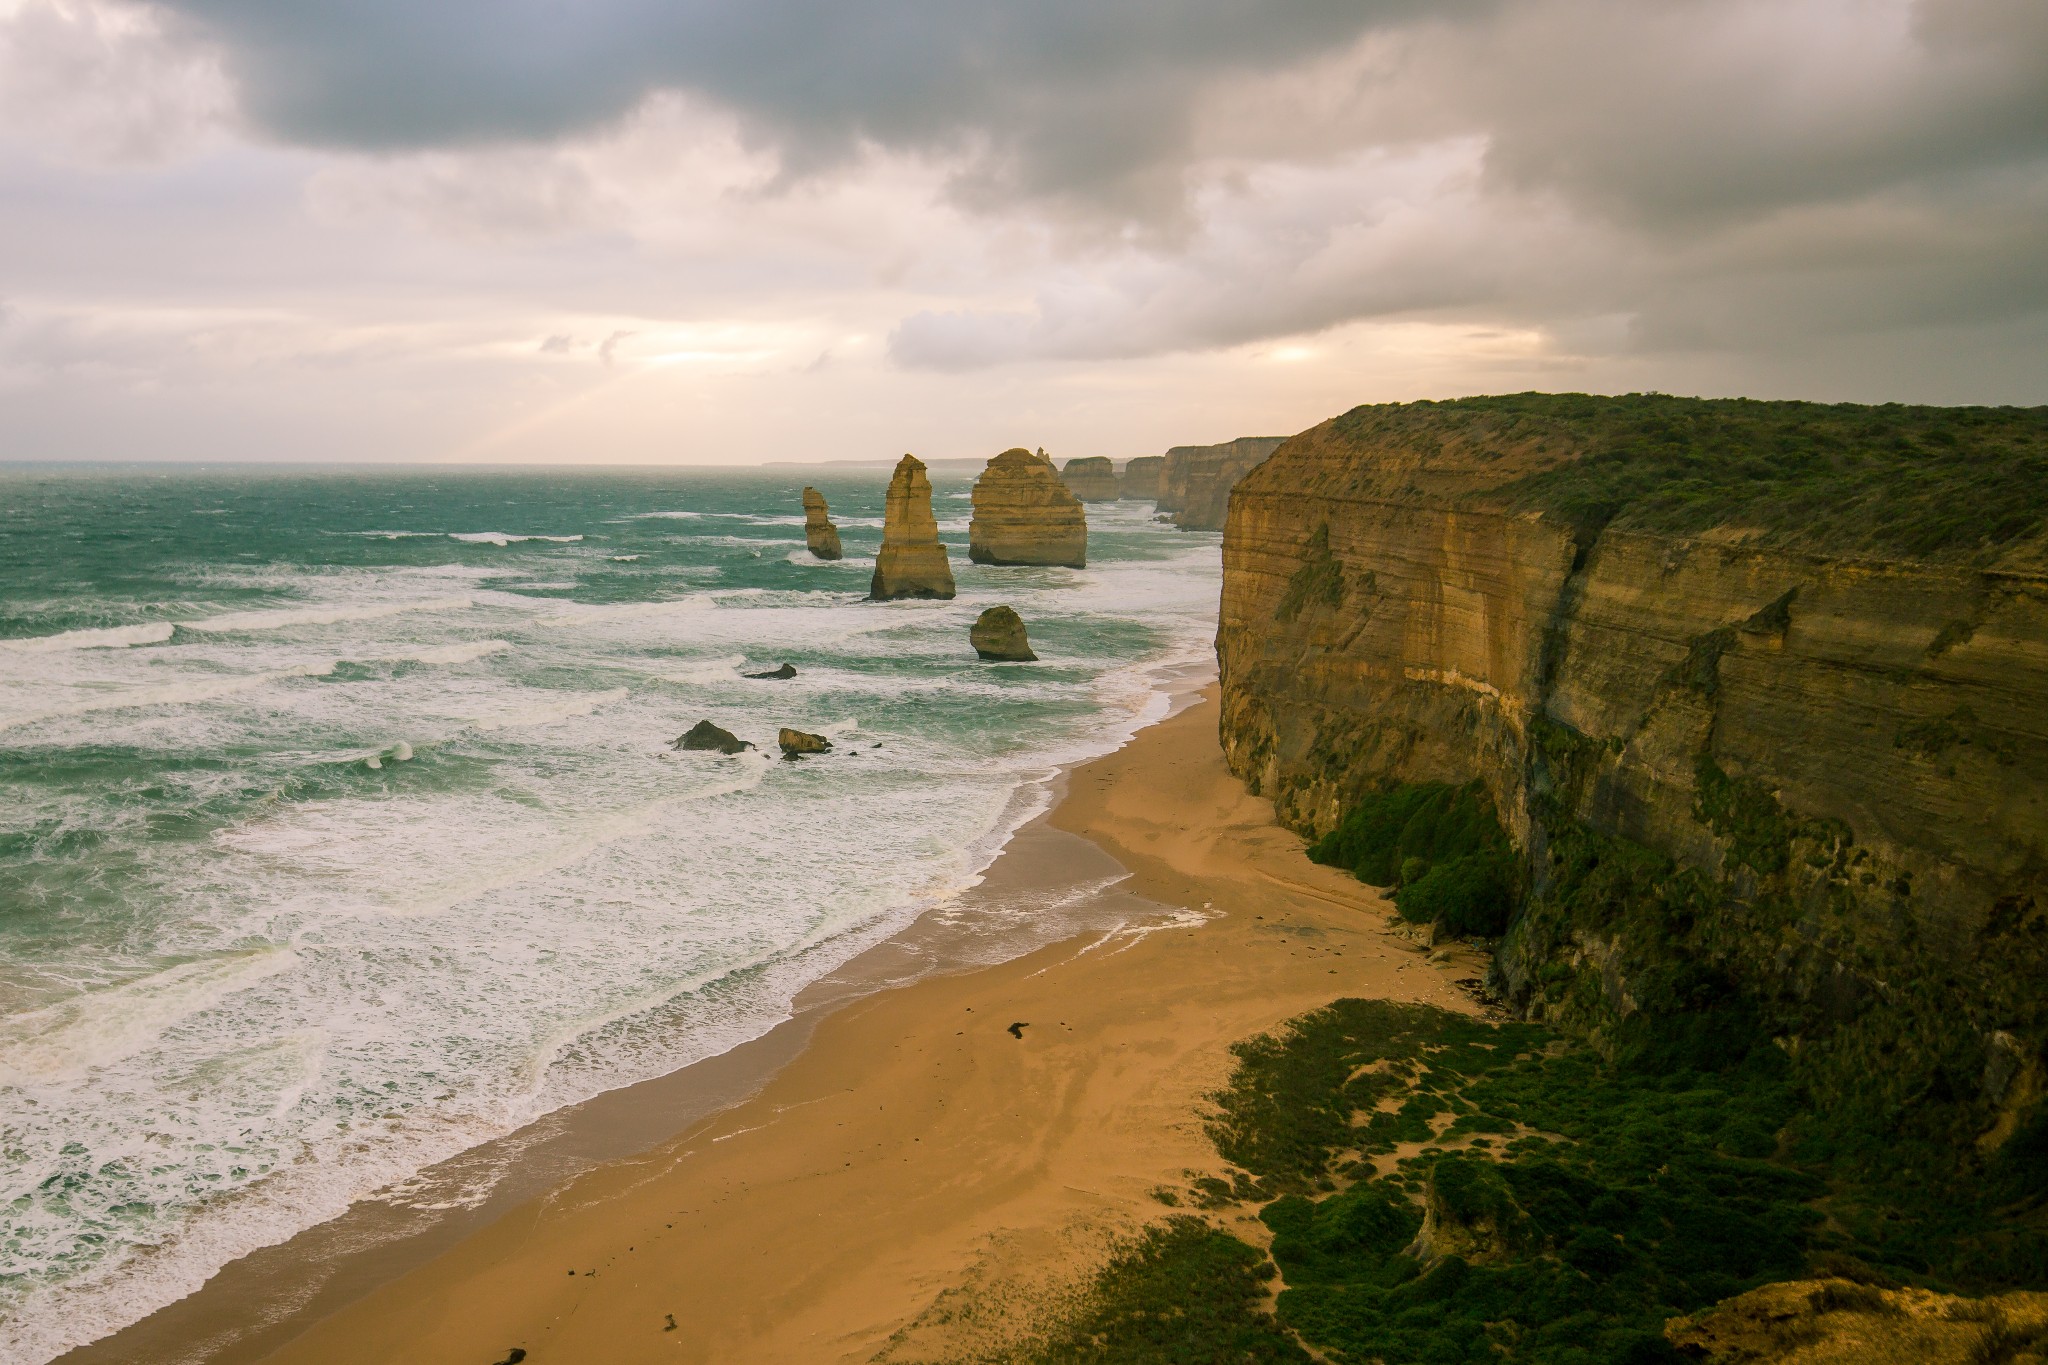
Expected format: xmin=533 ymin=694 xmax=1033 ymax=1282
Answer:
xmin=0 ymin=0 xmax=2041 ymax=463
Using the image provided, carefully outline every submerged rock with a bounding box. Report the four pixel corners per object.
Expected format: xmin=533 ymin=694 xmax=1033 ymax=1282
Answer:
xmin=1118 ymin=455 xmax=1164 ymax=500
xmin=869 ymin=454 xmax=957 ymax=600
xmin=1059 ymin=455 xmax=1121 ymax=502
xmin=777 ymin=727 xmax=832 ymax=758
xmin=746 ymin=663 xmax=797 ymax=679
xmin=968 ymin=448 xmax=1087 ymax=568
xmin=970 ymin=606 xmax=1038 ymax=661
xmin=673 ymin=720 xmax=754 ymax=755
xmin=802 ymin=486 xmax=843 ymax=560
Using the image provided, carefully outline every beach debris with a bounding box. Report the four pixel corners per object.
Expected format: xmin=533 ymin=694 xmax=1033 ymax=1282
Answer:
xmin=664 ymin=1313 xmax=678 ymax=1332
xmin=970 ymin=605 xmax=1038 ymax=662
xmin=490 ymin=1350 xmax=527 ymax=1365
xmin=672 ymin=720 xmax=754 ymax=755
xmin=745 ymin=662 xmax=797 ymax=679
xmin=1007 ymin=1021 xmax=1028 ymax=1038
xmin=869 ymin=454 xmax=956 ymax=600
xmin=802 ymin=487 xmax=844 ymax=560
xmin=778 ymin=727 xmax=832 ymax=759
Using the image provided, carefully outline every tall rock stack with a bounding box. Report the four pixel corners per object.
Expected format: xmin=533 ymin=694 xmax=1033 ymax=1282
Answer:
xmin=1157 ymin=436 xmax=1287 ymax=529
xmin=1119 ymin=456 xmax=1164 ymax=500
xmin=801 ymin=486 xmax=843 ymax=560
xmin=1059 ymin=456 xmax=1121 ymax=502
xmin=868 ymin=455 xmax=956 ymax=600
xmin=968 ymin=448 xmax=1088 ymax=568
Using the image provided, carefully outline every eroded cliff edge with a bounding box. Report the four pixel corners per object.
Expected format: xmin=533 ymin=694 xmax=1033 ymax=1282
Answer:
xmin=1217 ymin=394 xmax=2048 ymax=1155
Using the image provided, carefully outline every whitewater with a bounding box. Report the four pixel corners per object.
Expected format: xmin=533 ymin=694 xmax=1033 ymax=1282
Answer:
xmin=0 ymin=464 xmax=1221 ymax=1364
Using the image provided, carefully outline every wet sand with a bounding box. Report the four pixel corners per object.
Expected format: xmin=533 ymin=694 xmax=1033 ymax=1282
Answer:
xmin=90 ymin=689 xmax=1486 ymax=1365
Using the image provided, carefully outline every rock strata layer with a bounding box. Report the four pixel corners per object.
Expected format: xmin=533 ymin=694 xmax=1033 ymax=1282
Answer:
xmin=1059 ymin=456 xmax=1121 ymax=502
xmin=970 ymin=606 xmax=1038 ymax=661
xmin=777 ymin=727 xmax=831 ymax=758
xmin=673 ymin=720 xmax=753 ymax=755
xmin=1215 ymin=394 xmax=2048 ymax=1156
xmin=869 ymin=454 xmax=957 ymax=600
xmin=802 ymin=487 xmax=843 ymax=560
xmin=1118 ymin=456 xmax=1164 ymax=501
xmin=968 ymin=448 xmax=1086 ymax=568
xmin=1157 ymin=437 xmax=1286 ymax=529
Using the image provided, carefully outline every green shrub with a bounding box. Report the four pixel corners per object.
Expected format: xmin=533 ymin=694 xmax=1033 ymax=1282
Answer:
xmin=1308 ymin=781 xmax=1520 ymax=936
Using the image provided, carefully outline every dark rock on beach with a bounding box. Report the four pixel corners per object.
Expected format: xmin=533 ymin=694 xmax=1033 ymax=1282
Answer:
xmin=672 ymin=720 xmax=753 ymax=755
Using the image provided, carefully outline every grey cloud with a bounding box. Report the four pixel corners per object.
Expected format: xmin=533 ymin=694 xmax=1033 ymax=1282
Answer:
xmin=152 ymin=0 xmax=1474 ymax=218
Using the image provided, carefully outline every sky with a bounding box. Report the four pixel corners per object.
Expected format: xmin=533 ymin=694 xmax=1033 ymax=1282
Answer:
xmin=0 ymin=0 xmax=2044 ymax=465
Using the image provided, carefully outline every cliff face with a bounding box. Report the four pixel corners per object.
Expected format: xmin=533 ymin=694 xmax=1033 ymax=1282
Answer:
xmin=1217 ymin=396 xmax=2048 ymax=1149
xmin=1119 ymin=456 xmax=1164 ymax=501
xmin=969 ymin=448 xmax=1087 ymax=568
xmin=1159 ymin=437 xmax=1287 ymax=529
xmin=801 ymin=486 xmax=843 ymax=560
xmin=869 ymin=454 xmax=956 ymax=600
xmin=1059 ymin=456 xmax=1122 ymax=502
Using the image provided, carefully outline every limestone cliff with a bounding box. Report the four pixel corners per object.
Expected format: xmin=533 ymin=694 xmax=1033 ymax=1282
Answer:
xmin=1216 ymin=394 xmax=2048 ymax=1154
xmin=969 ymin=448 xmax=1087 ymax=568
xmin=1158 ymin=437 xmax=1287 ymax=529
xmin=1119 ymin=455 xmax=1164 ymax=501
xmin=1059 ymin=456 xmax=1121 ymax=502
xmin=802 ymin=486 xmax=843 ymax=560
xmin=869 ymin=454 xmax=956 ymax=600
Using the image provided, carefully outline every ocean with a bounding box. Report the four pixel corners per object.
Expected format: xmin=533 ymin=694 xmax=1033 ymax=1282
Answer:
xmin=0 ymin=464 xmax=1221 ymax=1363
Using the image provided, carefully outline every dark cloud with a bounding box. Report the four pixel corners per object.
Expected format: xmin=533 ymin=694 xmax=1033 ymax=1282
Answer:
xmin=157 ymin=0 xmax=1474 ymax=217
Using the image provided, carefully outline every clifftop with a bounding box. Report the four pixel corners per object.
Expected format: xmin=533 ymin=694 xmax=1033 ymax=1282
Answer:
xmin=1289 ymin=393 xmax=2048 ymax=567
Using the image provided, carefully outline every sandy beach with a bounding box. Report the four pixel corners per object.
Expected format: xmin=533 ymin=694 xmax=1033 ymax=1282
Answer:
xmin=154 ymin=689 xmax=1486 ymax=1365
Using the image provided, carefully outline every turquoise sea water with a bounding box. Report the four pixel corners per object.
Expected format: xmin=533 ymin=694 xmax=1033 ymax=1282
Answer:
xmin=0 ymin=465 xmax=1220 ymax=1362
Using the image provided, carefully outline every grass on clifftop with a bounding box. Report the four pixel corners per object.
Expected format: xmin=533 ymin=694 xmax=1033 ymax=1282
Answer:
xmin=1027 ymin=999 xmax=2048 ymax=1365
xmin=1323 ymin=393 xmax=2048 ymax=562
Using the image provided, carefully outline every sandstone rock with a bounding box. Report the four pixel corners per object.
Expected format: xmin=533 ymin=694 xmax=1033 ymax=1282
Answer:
xmin=1157 ymin=437 xmax=1286 ymax=529
xmin=1059 ymin=456 xmax=1121 ymax=502
xmin=1666 ymin=1278 xmax=2048 ymax=1364
xmin=1404 ymin=1156 xmax=1530 ymax=1267
xmin=968 ymin=448 xmax=1086 ymax=568
xmin=777 ymin=727 xmax=831 ymax=758
xmin=673 ymin=720 xmax=753 ymax=755
xmin=746 ymin=663 xmax=797 ymax=679
xmin=869 ymin=454 xmax=956 ymax=600
xmin=802 ymin=487 xmax=843 ymax=560
xmin=1119 ymin=455 xmax=1164 ymax=500
xmin=970 ymin=606 xmax=1038 ymax=661
xmin=1213 ymin=395 xmax=2048 ymax=1143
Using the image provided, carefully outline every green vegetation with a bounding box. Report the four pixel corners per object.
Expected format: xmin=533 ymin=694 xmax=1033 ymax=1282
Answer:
xmin=1323 ymin=393 xmax=2048 ymax=562
xmin=1026 ymin=1218 xmax=1309 ymax=1364
xmin=1307 ymin=782 xmax=1518 ymax=937
xmin=1032 ymin=999 xmax=2048 ymax=1364
xmin=1275 ymin=523 xmax=1348 ymax=623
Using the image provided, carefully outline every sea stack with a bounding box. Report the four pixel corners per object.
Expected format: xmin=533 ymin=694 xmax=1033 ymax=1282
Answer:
xmin=1119 ymin=456 xmax=1164 ymax=501
xmin=1059 ymin=456 xmax=1121 ymax=502
xmin=801 ymin=487 xmax=843 ymax=560
xmin=970 ymin=606 xmax=1037 ymax=661
xmin=968 ymin=448 xmax=1087 ymax=568
xmin=868 ymin=454 xmax=956 ymax=600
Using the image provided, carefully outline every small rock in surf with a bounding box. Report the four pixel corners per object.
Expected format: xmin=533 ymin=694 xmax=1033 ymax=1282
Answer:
xmin=672 ymin=720 xmax=754 ymax=755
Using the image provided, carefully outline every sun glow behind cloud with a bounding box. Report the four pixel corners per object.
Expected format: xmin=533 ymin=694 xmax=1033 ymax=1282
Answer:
xmin=0 ymin=0 xmax=2041 ymax=464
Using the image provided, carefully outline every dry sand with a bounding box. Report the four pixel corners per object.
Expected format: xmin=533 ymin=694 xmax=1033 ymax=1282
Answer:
xmin=254 ymin=689 xmax=1485 ymax=1365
